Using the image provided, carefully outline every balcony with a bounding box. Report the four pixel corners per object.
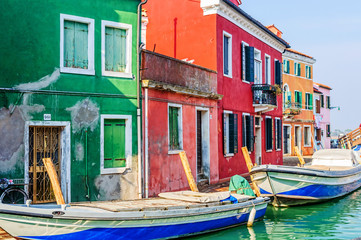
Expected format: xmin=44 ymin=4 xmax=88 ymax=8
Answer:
xmin=283 ymin=102 xmax=302 ymax=116
xmin=251 ymin=84 xmax=277 ymax=113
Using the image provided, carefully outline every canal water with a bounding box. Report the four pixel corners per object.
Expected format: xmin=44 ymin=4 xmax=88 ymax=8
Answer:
xmin=189 ymin=188 xmax=361 ymax=240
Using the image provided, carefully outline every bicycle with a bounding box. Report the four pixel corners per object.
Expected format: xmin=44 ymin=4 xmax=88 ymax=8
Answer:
xmin=0 ymin=178 xmax=28 ymax=204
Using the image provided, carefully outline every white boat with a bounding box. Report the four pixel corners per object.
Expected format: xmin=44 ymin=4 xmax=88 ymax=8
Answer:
xmin=251 ymin=149 xmax=361 ymax=207
xmin=0 ymin=191 xmax=269 ymax=239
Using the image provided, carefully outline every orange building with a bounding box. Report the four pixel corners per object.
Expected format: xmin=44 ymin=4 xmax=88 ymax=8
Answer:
xmin=282 ymin=49 xmax=316 ymax=156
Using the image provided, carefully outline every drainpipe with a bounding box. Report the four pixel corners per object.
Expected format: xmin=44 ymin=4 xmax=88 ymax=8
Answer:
xmin=137 ymin=0 xmax=148 ymax=199
xmin=144 ymin=86 xmax=149 ymax=198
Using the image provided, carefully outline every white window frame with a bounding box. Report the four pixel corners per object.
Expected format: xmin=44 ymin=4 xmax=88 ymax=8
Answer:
xmin=101 ymin=20 xmax=133 ymax=78
xmin=223 ymin=31 xmax=232 ymax=78
xmin=100 ymin=114 xmax=132 ymax=175
xmin=60 ymin=14 xmax=95 ymax=75
xmin=224 ymin=110 xmax=234 ymax=157
xmin=242 ymin=41 xmax=249 ymax=83
xmin=304 ymin=125 xmax=312 ymax=147
xmin=168 ymin=103 xmax=183 ymax=154
xmin=305 ymin=92 xmax=311 ymax=110
xmin=265 ymin=54 xmax=271 ymax=85
xmin=254 ymin=48 xmax=262 ymax=84
xmin=294 ymin=62 xmax=300 ymax=76
xmin=275 ymin=117 xmax=281 ymax=151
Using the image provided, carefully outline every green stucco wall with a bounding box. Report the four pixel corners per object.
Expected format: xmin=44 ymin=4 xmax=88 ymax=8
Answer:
xmin=0 ymin=0 xmax=141 ymax=202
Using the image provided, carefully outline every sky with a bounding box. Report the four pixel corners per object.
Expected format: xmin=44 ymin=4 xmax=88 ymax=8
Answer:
xmin=241 ymin=0 xmax=361 ymax=131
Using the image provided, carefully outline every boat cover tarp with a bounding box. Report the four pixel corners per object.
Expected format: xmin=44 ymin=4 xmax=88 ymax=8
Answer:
xmin=229 ymin=175 xmax=256 ymax=197
xmin=312 ymin=149 xmax=360 ymax=166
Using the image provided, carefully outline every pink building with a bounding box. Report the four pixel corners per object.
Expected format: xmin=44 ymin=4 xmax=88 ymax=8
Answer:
xmin=144 ymin=0 xmax=290 ymax=184
xmin=141 ymin=50 xmax=222 ymax=197
xmin=313 ymin=83 xmax=332 ymax=149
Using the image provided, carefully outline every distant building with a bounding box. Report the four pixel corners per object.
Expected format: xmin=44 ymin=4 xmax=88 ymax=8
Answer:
xmin=281 ymin=48 xmax=316 ymax=156
xmin=144 ymin=0 xmax=290 ymax=185
xmin=314 ymin=83 xmax=332 ymax=149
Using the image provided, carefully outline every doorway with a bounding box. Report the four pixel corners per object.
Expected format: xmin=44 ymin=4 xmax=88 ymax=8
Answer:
xmin=295 ymin=126 xmax=302 ymax=151
xmin=283 ymin=125 xmax=291 ymax=154
xmin=196 ymin=108 xmax=210 ymax=183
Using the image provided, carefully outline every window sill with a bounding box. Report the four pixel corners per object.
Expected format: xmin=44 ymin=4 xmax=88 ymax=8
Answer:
xmin=304 ymin=145 xmax=312 ymax=147
xmin=168 ymin=149 xmax=183 ymax=155
xmin=61 ymin=67 xmax=95 ymax=76
xmin=101 ymin=167 xmax=131 ymax=175
xmin=242 ymin=80 xmax=250 ymax=84
xmin=276 ymin=149 xmax=281 ymax=152
xmin=223 ymin=73 xmax=233 ymax=78
xmin=266 ymin=150 xmax=272 ymax=153
xmin=103 ymin=71 xmax=133 ymax=79
xmin=224 ymin=153 xmax=234 ymax=157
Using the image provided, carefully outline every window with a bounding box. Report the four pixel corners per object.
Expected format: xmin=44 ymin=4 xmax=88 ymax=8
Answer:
xmin=294 ymin=91 xmax=302 ymax=108
xmin=265 ymin=117 xmax=273 ymax=151
xmin=305 ymin=65 xmax=312 ymax=79
xmin=275 ymin=59 xmax=282 ymax=85
xmin=316 ymin=128 xmax=322 ymax=141
xmin=305 ymin=93 xmax=313 ymax=110
xmin=242 ymin=114 xmax=254 ymax=152
xmin=168 ymin=104 xmax=183 ymax=153
xmin=326 ymin=96 xmax=331 ymax=109
xmin=241 ymin=42 xmax=249 ymax=81
xmin=283 ymin=59 xmax=290 ymax=73
xmin=326 ymin=124 xmax=331 ymax=137
xmin=315 ymin=98 xmax=321 ymax=113
xmin=275 ymin=118 xmax=282 ymax=150
xmin=102 ymin=21 xmax=132 ymax=78
xmin=254 ymin=49 xmax=262 ymax=84
xmin=60 ymin=14 xmax=95 ymax=75
xmin=244 ymin=45 xmax=255 ymax=83
xmin=223 ymin=111 xmax=238 ymax=156
xmin=320 ymin=94 xmax=324 ymax=108
xmin=294 ymin=62 xmax=301 ymax=76
xmin=304 ymin=126 xmax=311 ymax=146
xmin=101 ymin=115 xmax=132 ymax=174
xmin=223 ymin=32 xmax=232 ymax=77
xmin=265 ymin=55 xmax=271 ymax=85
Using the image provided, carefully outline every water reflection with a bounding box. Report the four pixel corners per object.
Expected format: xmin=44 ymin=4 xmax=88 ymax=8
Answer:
xmin=188 ymin=189 xmax=361 ymax=239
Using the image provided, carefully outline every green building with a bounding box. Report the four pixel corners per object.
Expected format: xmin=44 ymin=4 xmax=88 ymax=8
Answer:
xmin=0 ymin=0 xmax=142 ymax=203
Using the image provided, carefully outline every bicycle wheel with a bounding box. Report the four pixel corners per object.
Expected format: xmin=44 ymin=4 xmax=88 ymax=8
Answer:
xmin=0 ymin=188 xmax=28 ymax=204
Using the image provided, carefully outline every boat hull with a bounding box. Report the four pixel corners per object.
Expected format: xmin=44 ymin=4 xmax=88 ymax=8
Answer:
xmin=251 ymin=165 xmax=361 ymax=207
xmin=0 ymin=197 xmax=268 ymax=239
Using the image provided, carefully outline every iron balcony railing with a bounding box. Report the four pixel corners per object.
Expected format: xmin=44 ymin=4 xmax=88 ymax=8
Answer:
xmin=251 ymin=84 xmax=277 ymax=106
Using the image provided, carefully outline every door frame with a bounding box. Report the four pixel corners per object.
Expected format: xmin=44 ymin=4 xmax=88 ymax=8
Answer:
xmin=294 ymin=125 xmax=302 ymax=150
xmin=195 ymin=107 xmax=210 ymax=181
xmin=254 ymin=116 xmax=262 ymax=165
xmin=24 ymin=121 xmax=71 ymax=203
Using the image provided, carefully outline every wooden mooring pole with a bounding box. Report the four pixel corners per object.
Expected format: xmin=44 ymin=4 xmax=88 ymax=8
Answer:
xmin=241 ymin=147 xmax=261 ymax=197
xmin=179 ymin=151 xmax=199 ymax=192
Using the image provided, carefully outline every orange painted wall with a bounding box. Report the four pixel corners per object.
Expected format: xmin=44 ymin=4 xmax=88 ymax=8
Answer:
xmin=283 ymin=57 xmax=314 ymax=155
xmin=144 ymin=0 xmax=217 ymax=71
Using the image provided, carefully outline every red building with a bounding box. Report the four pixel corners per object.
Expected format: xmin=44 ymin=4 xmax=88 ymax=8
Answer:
xmin=144 ymin=0 xmax=290 ymax=184
xmin=141 ymin=50 xmax=222 ymax=197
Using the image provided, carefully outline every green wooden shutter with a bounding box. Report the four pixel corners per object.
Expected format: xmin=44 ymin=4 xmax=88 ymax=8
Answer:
xmin=245 ymin=46 xmax=255 ymax=82
xmin=105 ymin=27 xmax=114 ymax=71
xmin=229 ymin=114 xmax=235 ymax=154
xmin=283 ymin=59 xmax=286 ymax=73
xmin=234 ymin=114 xmax=238 ymax=153
xmin=242 ymin=43 xmax=246 ymax=80
xmin=309 ymin=94 xmax=313 ymax=110
xmin=74 ymin=22 xmax=88 ymax=69
xmin=275 ymin=60 xmax=282 ymax=85
xmin=249 ymin=115 xmax=254 ymax=152
xmin=223 ymin=113 xmax=228 ymax=154
xmin=298 ymin=63 xmax=301 ymax=76
xmin=287 ymin=60 xmax=290 ymax=73
xmin=64 ymin=20 xmax=75 ymax=68
xmin=242 ymin=115 xmax=246 ymax=147
xmin=169 ymin=107 xmax=179 ymax=150
xmin=321 ymin=95 xmax=324 ymax=107
xmin=104 ymin=119 xmax=126 ymax=168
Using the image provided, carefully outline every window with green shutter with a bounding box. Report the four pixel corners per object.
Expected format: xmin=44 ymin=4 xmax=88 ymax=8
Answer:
xmin=105 ymin=27 xmax=127 ymax=72
xmin=104 ymin=119 xmax=126 ymax=169
xmin=283 ymin=59 xmax=290 ymax=73
xmin=266 ymin=117 xmax=273 ymax=151
xmin=326 ymin=96 xmax=331 ymax=109
xmin=275 ymin=118 xmax=282 ymax=150
xmin=294 ymin=62 xmax=301 ymax=76
xmin=321 ymin=95 xmax=324 ymax=108
xmin=64 ymin=20 xmax=89 ymax=69
xmin=295 ymin=91 xmax=302 ymax=108
xmin=169 ymin=106 xmax=181 ymax=150
xmin=242 ymin=114 xmax=253 ymax=152
xmin=224 ymin=112 xmax=238 ymax=155
xmin=306 ymin=66 xmax=312 ymax=79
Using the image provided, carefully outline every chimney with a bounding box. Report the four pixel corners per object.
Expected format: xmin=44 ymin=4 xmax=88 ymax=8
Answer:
xmin=229 ymin=0 xmax=242 ymax=6
xmin=266 ymin=25 xmax=283 ymax=38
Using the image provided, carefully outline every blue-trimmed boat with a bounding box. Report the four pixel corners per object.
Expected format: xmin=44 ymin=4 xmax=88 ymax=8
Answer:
xmin=0 ymin=191 xmax=269 ymax=239
xmin=251 ymin=149 xmax=361 ymax=207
